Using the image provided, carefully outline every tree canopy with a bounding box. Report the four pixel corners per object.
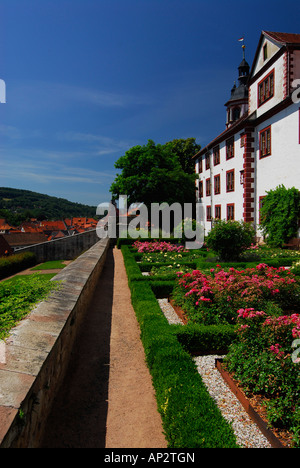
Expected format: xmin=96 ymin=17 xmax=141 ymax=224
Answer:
xmin=109 ymin=138 xmax=200 ymax=209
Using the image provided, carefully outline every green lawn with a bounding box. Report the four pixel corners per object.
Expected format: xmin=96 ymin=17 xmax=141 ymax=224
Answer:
xmin=0 ymin=273 xmax=59 ymax=340
xmin=31 ymin=260 xmax=67 ymax=270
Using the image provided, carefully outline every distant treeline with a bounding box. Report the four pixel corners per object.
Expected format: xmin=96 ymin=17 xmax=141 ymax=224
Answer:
xmin=0 ymin=187 xmax=98 ymax=225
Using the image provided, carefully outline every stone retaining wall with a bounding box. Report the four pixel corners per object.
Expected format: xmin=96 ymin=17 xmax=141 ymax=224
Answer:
xmin=0 ymin=238 xmax=110 ymax=448
xmin=15 ymin=229 xmax=100 ymax=263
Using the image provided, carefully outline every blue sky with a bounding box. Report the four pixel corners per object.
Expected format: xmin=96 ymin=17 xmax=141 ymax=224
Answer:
xmin=0 ymin=0 xmax=299 ymax=208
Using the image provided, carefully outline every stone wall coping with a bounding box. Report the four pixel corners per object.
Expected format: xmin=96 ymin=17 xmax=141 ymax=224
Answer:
xmin=0 ymin=237 xmax=110 ymax=448
xmin=15 ymin=229 xmax=98 ymax=252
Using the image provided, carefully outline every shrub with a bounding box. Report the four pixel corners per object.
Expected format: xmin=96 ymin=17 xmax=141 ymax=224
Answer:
xmin=259 ymin=185 xmax=300 ymax=247
xmin=174 ymin=323 xmax=237 ymax=355
xmin=173 ymin=218 xmax=204 ymax=246
xmin=206 ymin=220 xmax=255 ymax=261
xmin=0 ymin=252 xmax=37 ymax=279
xmin=291 ymin=261 xmax=300 ymax=276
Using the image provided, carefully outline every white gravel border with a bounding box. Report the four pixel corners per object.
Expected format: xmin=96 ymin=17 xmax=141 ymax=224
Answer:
xmin=157 ymin=298 xmax=273 ymax=448
xmin=157 ymin=298 xmax=184 ymax=325
xmin=193 ymin=355 xmax=272 ymax=448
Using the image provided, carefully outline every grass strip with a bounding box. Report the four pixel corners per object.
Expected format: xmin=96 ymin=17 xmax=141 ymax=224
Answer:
xmin=31 ymin=260 xmax=66 ymax=270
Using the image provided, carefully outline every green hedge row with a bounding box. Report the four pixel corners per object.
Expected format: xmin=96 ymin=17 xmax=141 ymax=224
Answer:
xmin=260 ymin=257 xmax=296 ymax=267
xmin=0 ymin=252 xmax=37 ymax=280
xmin=174 ymin=323 xmax=237 ymax=355
xmin=121 ymin=245 xmax=239 ymax=448
xmin=139 ymin=261 xmax=197 ymax=272
xmin=195 ymin=258 xmax=297 ymax=270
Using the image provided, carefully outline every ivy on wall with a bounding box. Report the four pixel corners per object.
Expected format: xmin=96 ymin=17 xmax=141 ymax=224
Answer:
xmin=260 ymin=185 xmax=300 ymax=247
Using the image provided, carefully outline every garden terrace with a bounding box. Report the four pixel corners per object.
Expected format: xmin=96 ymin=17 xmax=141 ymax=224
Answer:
xmin=121 ymin=239 xmax=300 ymax=448
xmin=0 ymin=236 xmax=299 ymax=448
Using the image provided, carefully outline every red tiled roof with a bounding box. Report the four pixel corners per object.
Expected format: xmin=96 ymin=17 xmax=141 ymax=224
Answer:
xmin=3 ymin=232 xmax=48 ymax=247
xmin=20 ymin=222 xmax=44 ymax=233
xmin=48 ymin=231 xmax=66 ymax=240
xmin=264 ymin=31 xmax=300 ymax=45
xmin=72 ymin=218 xmax=86 ymax=225
xmin=86 ymin=218 xmax=97 ymax=225
xmin=40 ymin=220 xmax=67 ymax=231
xmin=0 ymin=219 xmax=13 ymax=230
xmin=0 ymin=235 xmax=13 ymax=256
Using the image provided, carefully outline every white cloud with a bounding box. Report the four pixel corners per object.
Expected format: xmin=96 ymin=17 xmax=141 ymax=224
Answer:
xmin=0 ymin=124 xmax=22 ymax=140
xmin=0 ymin=146 xmax=116 ymax=186
xmin=10 ymin=80 xmax=151 ymax=112
xmin=56 ymin=131 xmax=137 ymax=156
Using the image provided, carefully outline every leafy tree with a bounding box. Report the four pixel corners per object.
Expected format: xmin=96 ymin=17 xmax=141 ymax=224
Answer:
xmin=165 ymin=138 xmax=200 ymax=174
xmin=206 ymin=220 xmax=255 ymax=261
xmin=259 ymin=185 xmax=300 ymax=247
xmin=110 ymin=139 xmax=198 ymax=209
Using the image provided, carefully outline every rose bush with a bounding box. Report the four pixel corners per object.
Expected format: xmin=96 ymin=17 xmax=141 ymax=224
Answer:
xmin=172 ymin=263 xmax=300 ymax=325
xmin=132 ymin=240 xmax=186 ymax=253
xmin=225 ymin=309 xmax=300 ymax=445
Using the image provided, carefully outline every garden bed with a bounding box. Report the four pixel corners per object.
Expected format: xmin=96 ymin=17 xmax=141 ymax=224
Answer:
xmin=158 ymin=298 xmax=291 ymax=448
xmin=215 ymin=359 xmax=292 ymax=448
xmin=122 ymin=240 xmax=300 ymax=448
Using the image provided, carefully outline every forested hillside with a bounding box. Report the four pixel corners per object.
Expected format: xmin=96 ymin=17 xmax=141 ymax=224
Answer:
xmin=0 ymin=187 xmax=98 ymax=225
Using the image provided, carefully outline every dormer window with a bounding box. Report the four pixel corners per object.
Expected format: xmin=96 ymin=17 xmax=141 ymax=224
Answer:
xmin=263 ymin=43 xmax=268 ymax=61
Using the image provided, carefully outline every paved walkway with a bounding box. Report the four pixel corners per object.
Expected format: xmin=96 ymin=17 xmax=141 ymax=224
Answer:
xmin=39 ymin=247 xmax=167 ymax=448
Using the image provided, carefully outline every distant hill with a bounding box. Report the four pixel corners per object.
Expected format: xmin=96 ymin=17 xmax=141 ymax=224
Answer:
xmin=0 ymin=187 xmax=98 ymax=224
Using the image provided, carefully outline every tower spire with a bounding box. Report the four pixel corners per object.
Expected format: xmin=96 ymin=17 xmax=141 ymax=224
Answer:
xmin=225 ymin=37 xmax=250 ymax=128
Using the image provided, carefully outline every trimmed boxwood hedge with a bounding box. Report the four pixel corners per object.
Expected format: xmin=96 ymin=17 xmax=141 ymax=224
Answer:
xmin=173 ymin=323 xmax=237 ymax=355
xmin=195 ymin=258 xmax=297 ymax=270
xmin=121 ymin=245 xmax=240 ymax=448
xmin=139 ymin=261 xmax=197 ymax=272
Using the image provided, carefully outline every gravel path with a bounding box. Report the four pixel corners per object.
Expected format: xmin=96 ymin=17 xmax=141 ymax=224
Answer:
xmin=157 ymin=298 xmax=273 ymax=449
xmin=193 ymin=355 xmax=272 ymax=448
